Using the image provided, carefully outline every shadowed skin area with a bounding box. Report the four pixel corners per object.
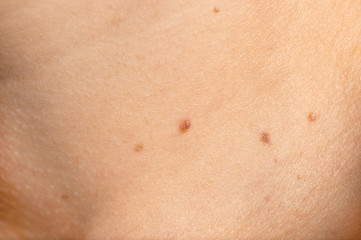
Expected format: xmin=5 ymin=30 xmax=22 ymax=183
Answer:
xmin=0 ymin=0 xmax=361 ymax=239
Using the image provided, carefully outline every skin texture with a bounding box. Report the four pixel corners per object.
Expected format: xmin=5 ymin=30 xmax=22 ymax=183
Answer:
xmin=0 ymin=0 xmax=361 ymax=239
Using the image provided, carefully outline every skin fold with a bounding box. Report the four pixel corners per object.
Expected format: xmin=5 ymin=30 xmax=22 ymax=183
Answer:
xmin=0 ymin=0 xmax=361 ymax=239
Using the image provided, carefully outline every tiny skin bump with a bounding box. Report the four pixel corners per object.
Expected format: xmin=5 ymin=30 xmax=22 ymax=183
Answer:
xmin=179 ymin=119 xmax=191 ymax=133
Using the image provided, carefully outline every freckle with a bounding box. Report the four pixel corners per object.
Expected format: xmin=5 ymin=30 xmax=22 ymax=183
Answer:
xmin=214 ymin=7 xmax=220 ymax=13
xmin=110 ymin=14 xmax=124 ymax=27
xmin=134 ymin=144 xmax=144 ymax=152
xmin=264 ymin=195 xmax=271 ymax=202
xmin=260 ymin=132 xmax=270 ymax=144
xmin=308 ymin=112 xmax=317 ymax=122
xmin=61 ymin=194 xmax=69 ymax=200
xmin=297 ymin=175 xmax=301 ymax=180
xmin=274 ymin=158 xmax=278 ymax=163
xmin=179 ymin=119 xmax=191 ymax=133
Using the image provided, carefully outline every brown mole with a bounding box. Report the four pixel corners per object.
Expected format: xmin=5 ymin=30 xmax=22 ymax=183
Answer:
xmin=260 ymin=132 xmax=270 ymax=144
xmin=61 ymin=194 xmax=69 ymax=201
xmin=308 ymin=112 xmax=317 ymax=122
xmin=179 ymin=119 xmax=191 ymax=133
xmin=214 ymin=7 xmax=220 ymax=13
xmin=134 ymin=144 xmax=144 ymax=152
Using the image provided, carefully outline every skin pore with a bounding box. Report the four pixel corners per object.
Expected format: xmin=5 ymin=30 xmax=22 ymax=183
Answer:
xmin=0 ymin=0 xmax=361 ymax=239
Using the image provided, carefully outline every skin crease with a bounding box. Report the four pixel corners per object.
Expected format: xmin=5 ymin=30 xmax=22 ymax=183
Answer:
xmin=0 ymin=0 xmax=361 ymax=239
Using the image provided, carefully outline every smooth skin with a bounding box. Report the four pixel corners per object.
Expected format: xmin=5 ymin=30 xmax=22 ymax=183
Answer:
xmin=0 ymin=0 xmax=361 ymax=239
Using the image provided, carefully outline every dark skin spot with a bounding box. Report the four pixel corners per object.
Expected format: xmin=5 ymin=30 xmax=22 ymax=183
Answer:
xmin=264 ymin=195 xmax=271 ymax=202
xmin=111 ymin=17 xmax=122 ymax=27
xmin=61 ymin=194 xmax=69 ymax=200
xmin=274 ymin=158 xmax=278 ymax=163
xmin=297 ymin=175 xmax=301 ymax=180
xmin=134 ymin=144 xmax=144 ymax=152
xmin=179 ymin=119 xmax=191 ymax=133
xmin=214 ymin=7 xmax=220 ymax=13
xmin=260 ymin=132 xmax=270 ymax=144
xmin=308 ymin=112 xmax=317 ymax=122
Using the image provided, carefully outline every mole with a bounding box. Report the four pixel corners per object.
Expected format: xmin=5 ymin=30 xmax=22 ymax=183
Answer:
xmin=134 ymin=144 xmax=144 ymax=152
xmin=297 ymin=175 xmax=301 ymax=180
xmin=308 ymin=112 xmax=317 ymax=122
xmin=260 ymin=132 xmax=270 ymax=144
xmin=214 ymin=7 xmax=220 ymax=13
xmin=179 ymin=119 xmax=191 ymax=133
xmin=273 ymin=158 xmax=278 ymax=163
xmin=61 ymin=194 xmax=69 ymax=200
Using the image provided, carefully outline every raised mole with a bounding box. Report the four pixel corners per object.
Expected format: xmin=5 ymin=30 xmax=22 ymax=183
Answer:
xmin=179 ymin=119 xmax=191 ymax=133
xmin=260 ymin=132 xmax=270 ymax=145
xmin=308 ymin=112 xmax=317 ymax=122
xmin=214 ymin=7 xmax=220 ymax=13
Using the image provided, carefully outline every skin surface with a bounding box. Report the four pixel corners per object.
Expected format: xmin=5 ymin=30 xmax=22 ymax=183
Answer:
xmin=0 ymin=0 xmax=361 ymax=239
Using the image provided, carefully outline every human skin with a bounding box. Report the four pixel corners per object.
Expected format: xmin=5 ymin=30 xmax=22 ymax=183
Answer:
xmin=0 ymin=0 xmax=361 ymax=239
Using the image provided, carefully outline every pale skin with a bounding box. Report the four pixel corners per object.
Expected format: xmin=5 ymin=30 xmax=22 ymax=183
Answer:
xmin=0 ymin=0 xmax=361 ymax=239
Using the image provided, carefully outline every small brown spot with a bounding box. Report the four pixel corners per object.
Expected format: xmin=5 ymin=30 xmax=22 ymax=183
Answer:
xmin=179 ymin=119 xmax=191 ymax=133
xmin=134 ymin=144 xmax=144 ymax=152
xmin=61 ymin=194 xmax=69 ymax=200
xmin=260 ymin=132 xmax=270 ymax=144
xmin=110 ymin=14 xmax=125 ymax=27
xmin=264 ymin=195 xmax=271 ymax=202
xmin=273 ymin=158 xmax=278 ymax=163
xmin=297 ymin=175 xmax=301 ymax=180
xmin=214 ymin=7 xmax=220 ymax=13
xmin=308 ymin=112 xmax=317 ymax=122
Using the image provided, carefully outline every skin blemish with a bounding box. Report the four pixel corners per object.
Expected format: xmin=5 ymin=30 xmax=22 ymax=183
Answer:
xmin=260 ymin=132 xmax=270 ymax=145
xmin=134 ymin=144 xmax=144 ymax=152
xmin=179 ymin=119 xmax=191 ymax=133
xmin=264 ymin=195 xmax=271 ymax=202
xmin=214 ymin=7 xmax=220 ymax=13
xmin=61 ymin=194 xmax=69 ymax=201
xmin=308 ymin=112 xmax=317 ymax=122
xmin=273 ymin=158 xmax=278 ymax=163
xmin=297 ymin=175 xmax=301 ymax=180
